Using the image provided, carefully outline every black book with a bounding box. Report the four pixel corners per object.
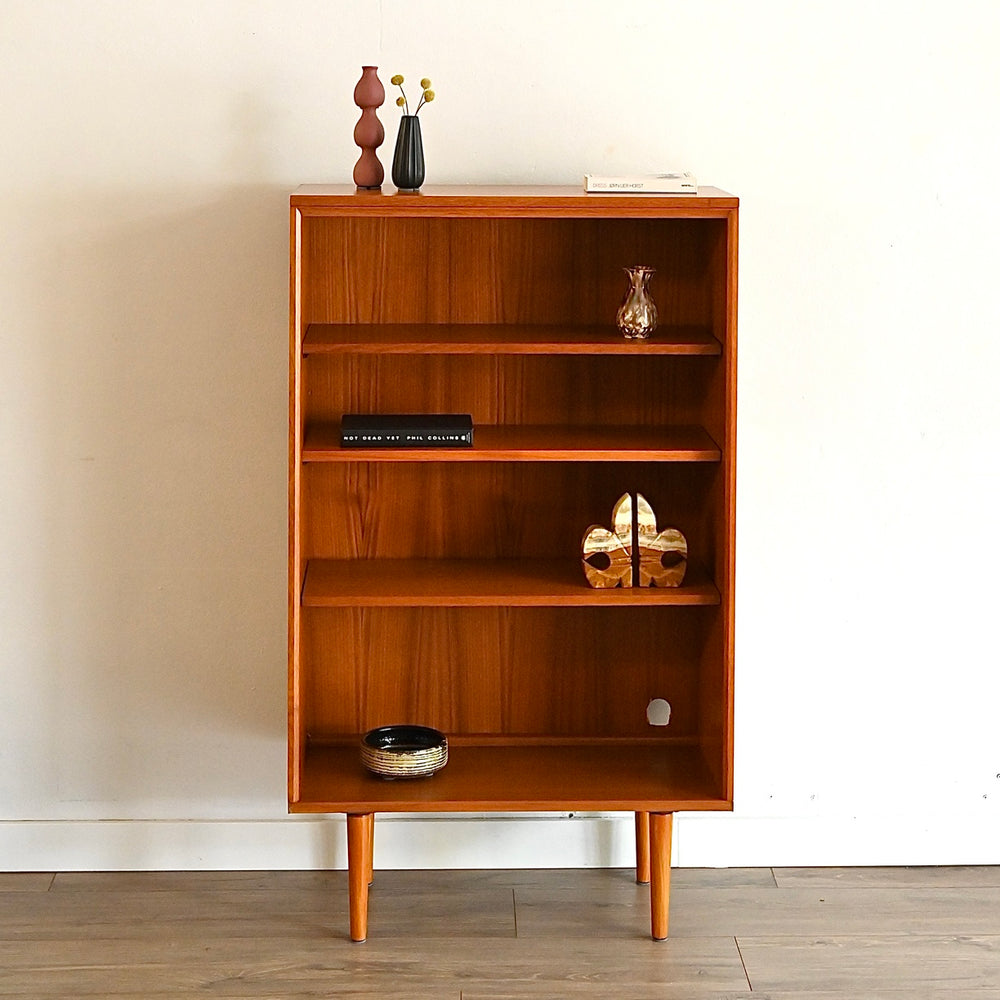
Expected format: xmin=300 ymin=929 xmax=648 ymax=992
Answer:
xmin=341 ymin=413 xmax=474 ymax=448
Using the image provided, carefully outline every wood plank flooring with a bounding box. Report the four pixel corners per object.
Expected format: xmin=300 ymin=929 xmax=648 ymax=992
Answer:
xmin=1 ymin=866 xmax=999 ymax=997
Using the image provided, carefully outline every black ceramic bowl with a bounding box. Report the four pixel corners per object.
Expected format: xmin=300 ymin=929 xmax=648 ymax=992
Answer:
xmin=360 ymin=725 xmax=448 ymax=779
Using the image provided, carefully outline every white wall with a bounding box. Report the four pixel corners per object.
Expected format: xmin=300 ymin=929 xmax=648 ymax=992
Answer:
xmin=2 ymin=0 xmax=999 ymax=870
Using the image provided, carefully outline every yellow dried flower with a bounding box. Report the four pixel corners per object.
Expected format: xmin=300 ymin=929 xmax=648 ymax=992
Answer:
xmin=392 ymin=72 xmax=436 ymax=116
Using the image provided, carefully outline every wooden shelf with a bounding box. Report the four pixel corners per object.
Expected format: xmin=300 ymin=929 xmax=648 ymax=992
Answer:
xmin=291 ymin=184 xmax=738 ymax=217
xmin=292 ymin=741 xmax=730 ymax=813
xmin=302 ymin=558 xmax=721 ymax=608
xmin=303 ymin=323 xmax=722 ymax=356
xmin=302 ymin=424 xmax=722 ymax=462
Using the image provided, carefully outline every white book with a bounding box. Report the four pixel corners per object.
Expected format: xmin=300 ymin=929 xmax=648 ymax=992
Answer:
xmin=584 ymin=171 xmax=697 ymax=194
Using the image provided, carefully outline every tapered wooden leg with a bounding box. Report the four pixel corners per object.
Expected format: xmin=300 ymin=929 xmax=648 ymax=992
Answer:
xmin=635 ymin=811 xmax=650 ymax=884
xmin=649 ymin=811 xmax=673 ymax=941
xmin=347 ymin=813 xmax=373 ymax=942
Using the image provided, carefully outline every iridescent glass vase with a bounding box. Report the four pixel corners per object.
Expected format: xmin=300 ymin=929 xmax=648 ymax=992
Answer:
xmin=616 ymin=265 xmax=658 ymax=339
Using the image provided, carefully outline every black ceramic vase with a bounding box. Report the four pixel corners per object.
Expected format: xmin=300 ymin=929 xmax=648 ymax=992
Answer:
xmin=391 ymin=115 xmax=425 ymax=191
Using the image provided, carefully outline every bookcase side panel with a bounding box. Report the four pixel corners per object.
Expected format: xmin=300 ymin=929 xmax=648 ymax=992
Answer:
xmin=697 ymin=209 xmax=737 ymax=803
xmin=289 ymin=207 xmax=306 ymax=802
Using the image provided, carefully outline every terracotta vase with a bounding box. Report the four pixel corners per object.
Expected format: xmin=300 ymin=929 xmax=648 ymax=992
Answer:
xmin=353 ymin=66 xmax=385 ymax=189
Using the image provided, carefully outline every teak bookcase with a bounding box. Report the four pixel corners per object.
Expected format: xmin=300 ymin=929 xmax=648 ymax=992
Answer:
xmin=288 ymin=185 xmax=738 ymax=941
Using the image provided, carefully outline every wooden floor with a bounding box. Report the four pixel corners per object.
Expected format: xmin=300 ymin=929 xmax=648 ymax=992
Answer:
xmin=2 ymin=866 xmax=1000 ymax=997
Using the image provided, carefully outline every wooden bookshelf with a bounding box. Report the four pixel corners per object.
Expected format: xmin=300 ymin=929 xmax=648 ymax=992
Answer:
xmin=302 ymin=423 xmax=722 ymax=462
xmin=303 ymin=322 xmax=723 ymax=355
xmin=289 ymin=185 xmax=738 ymax=942
xmin=297 ymin=742 xmax=725 ymax=814
xmin=301 ymin=557 xmax=721 ymax=607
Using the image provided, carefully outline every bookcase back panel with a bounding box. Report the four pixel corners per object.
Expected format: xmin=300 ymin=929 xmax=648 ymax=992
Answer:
xmin=303 ymin=354 xmax=717 ymax=429
xmin=300 ymin=217 xmax=729 ymax=335
xmin=302 ymin=606 xmax=714 ymax=740
xmin=302 ymin=462 xmax=720 ymax=566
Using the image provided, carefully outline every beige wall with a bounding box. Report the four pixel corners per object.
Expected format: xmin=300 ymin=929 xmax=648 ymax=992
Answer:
xmin=2 ymin=0 xmax=999 ymax=868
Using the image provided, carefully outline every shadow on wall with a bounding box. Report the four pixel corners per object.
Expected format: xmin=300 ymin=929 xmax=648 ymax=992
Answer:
xmin=27 ymin=183 xmax=289 ymax=815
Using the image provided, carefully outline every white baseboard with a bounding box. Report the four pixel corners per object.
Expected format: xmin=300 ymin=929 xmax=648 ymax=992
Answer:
xmin=674 ymin=812 xmax=1000 ymax=867
xmin=2 ymin=813 xmax=999 ymax=871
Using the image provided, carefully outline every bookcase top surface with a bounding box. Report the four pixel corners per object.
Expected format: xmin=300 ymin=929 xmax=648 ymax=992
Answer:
xmin=291 ymin=184 xmax=738 ymax=215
